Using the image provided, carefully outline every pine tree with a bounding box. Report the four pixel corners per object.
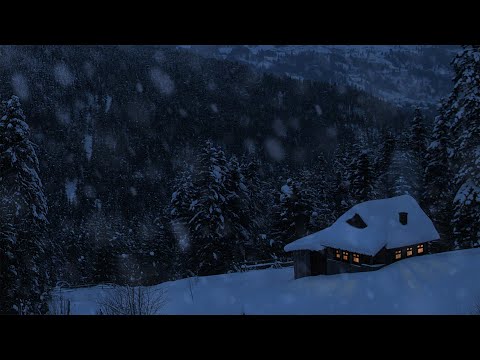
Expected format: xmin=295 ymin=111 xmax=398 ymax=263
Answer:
xmin=86 ymin=211 xmax=124 ymax=284
xmin=303 ymin=152 xmax=335 ymax=231
xmin=241 ymin=155 xmax=275 ymax=261
xmin=443 ymin=46 xmax=480 ymax=248
xmin=241 ymin=155 xmax=262 ymax=257
xmin=174 ymin=140 xmax=241 ymax=276
xmin=0 ymin=96 xmax=50 ymax=314
xmin=373 ymin=129 xmax=396 ymax=198
xmin=269 ymin=178 xmax=313 ymax=258
xmin=331 ymin=143 xmax=353 ymax=216
xmin=408 ymin=108 xmax=428 ymax=202
xmin=388 ymin=132 xmax=418 ymax=198
xmin=423 ymin=112 xmax=454 ymax=251
xmin=347 ymin=143 xmax=375 ymax=204
xmin=0 ymin=203 xmax=18 ymax=314
xmin=169 ymin=162 xmax=196 ymax=275
xmin=224 ymin=155 xmax=250 ymax=264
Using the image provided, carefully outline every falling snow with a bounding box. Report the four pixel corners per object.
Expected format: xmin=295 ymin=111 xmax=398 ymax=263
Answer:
xmin=104 ymin=95 xmax=112 ymax=113
xmin=264 ymin=138 xmax=285 ymax=162
xmin=55 ymin=108 xmax=71 ymax=125
xmin=11 ymin=73 xmax=29 ymax=100
xmin=273 ymin=118 xmax=287 ymax=137
xmin=326 ymin=126 xmax=338 ymax=138
xmin=84 ymin=134 xmax=93 ymax=161
xmin=210 ymin=104 xmax=219 ymax=113
xmin=150 ymin=68 xmax=175 ymax=95
xmin=65 ymin=179 xmax=78 ymax=205
xmin=54 ymin=63 xmax=75 ymax=87
xmin=179 ymin=108 xmax=188 ymax=118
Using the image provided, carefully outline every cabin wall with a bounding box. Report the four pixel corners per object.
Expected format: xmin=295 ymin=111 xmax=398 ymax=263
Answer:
xmin=326 ymin=259 xmax=385 ymax=275
xmin=293 ymin=250 xmax=327 ymax=278
xmin=293 ymin=251 xmax=311 ymax=279
xmin=386 ymin=242 xmax=429 ymax=264
xmin=373 ymin=247 xmax=387 ymax=264
xmin=310 ymin=251 xmax=326 ymax=275
xmin=293 ymin=241 xmax=432 ymax=279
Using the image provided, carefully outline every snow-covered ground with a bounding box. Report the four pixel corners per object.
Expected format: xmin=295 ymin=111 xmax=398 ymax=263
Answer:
xmin=54 ymin=248 xmax=480 ymax=315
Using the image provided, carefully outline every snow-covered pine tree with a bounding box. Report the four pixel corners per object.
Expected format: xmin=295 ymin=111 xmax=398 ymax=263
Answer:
xmin=185 ymin=140 xmax=239 ymax=276
xmin=0 ymin=203 xmax=18 ymax=314
xmin=131 ymin=212 xmax=180 ymax=284
xmin=269 ymin=178 xmax=313 ymax=258
xmin=57 ymin=216 xmax=92 ymax=285
xmin=331 ymin=143 xmax=354 ymax=216
xmin=0 ymin=96 xmax=50 ymax=314
xmin=388 ymin=132 xmax=416 ymax=197
xmin=423 ymin=112 xmax=454 ymax=251
xmin=443 ymin=45 xmax=480 ymax=248
xmin=159 ymin=215 xmax=185 ymax=281
xmin=373 ymin=129 xmax=396 ymax=198
xmin=408 ymin=108 xmax=428 ymax=203
xmin=303 ymin=152 xmax=335 ymax=231
xmin=170 ymin=163 xmax=195 ymax=232
xmin=241 ymin=155 xmax=276 ymax=261
xmin=85 ymin=211 xmax=123 ymax=284
xmin=347 ymin=143 xmax=376 ymax=204
xmin=241 ymin=155 xmax=262 ymax=257
xmin=224 ymin=155 xmax=250 ymax=266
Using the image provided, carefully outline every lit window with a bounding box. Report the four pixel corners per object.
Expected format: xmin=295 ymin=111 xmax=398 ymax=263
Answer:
xmin=417 ymin=244 xmax=424 ymax=254
xmin=395 ymin=250 xmax=402 ymax=260
xmin=353 ymin=253 xmax=360 ymax=263
xmin=406 ymin=247 xmax=413 ymax=257
xmin=335 ymin=250 xmax=341 ymax=259
xmin=342 ymin=251 xmax=349 ymax=261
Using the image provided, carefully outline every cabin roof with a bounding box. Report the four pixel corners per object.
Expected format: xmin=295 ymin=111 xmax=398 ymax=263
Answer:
xmin=284 ymin=195 xmax=440 ymax=256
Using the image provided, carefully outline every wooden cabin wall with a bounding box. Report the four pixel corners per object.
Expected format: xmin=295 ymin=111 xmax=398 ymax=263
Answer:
xmin=310 ymin=251 xmax=326 ymax=275
xmin=326 ymin=259 xmax=384 ymax=275
xmin=386 ymin=242 xmax=429 ymax=264
xmin=294 ymin=250 xmax=311 ymax=279
xmin=373 ymin=247 xmax=387 ymax=264
xmin=293 ymin=241 xmax=433 ymax=278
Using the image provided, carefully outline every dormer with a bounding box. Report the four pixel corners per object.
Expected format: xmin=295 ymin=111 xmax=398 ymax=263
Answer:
xmin=399 ymin=212 xmax=408 ymax=225
xmin=346 ymin=213 xmax=367 ymax=229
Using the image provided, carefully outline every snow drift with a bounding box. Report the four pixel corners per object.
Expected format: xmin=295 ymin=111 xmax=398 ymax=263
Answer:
xmin=53 ymin=248 xmax=480 ymax=315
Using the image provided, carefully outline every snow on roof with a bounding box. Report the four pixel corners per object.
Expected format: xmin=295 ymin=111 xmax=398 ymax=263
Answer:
xmin=284 ymin=195 xmax=440 ymax=256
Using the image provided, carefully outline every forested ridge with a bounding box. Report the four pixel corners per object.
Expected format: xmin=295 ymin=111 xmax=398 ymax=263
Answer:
xmin=0 ymin=45 xmax=478 ymax=314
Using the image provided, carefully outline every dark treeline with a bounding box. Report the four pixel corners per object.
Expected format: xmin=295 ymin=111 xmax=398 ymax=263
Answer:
xmin=0 ymin=45 xmax=478 ymax=314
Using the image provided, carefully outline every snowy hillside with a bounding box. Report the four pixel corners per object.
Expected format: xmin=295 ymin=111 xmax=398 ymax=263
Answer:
xmin=55 ymin=248 xmax=480 ymax=315
xmin=178 ymin=45 xmax=460 ymax=111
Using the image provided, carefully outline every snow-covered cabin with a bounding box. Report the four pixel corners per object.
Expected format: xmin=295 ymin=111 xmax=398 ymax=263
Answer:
xmin=284 ymin=195 xmax=440 ymax=279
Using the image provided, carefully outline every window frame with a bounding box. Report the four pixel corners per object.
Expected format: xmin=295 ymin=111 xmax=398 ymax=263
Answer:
xmin=352 ymin=253 xmax=360 ymax=264
xmin=417 ymin=244 xmax=424 ymax=254
xmin=395 ymin=249 xmax=402 ymax=260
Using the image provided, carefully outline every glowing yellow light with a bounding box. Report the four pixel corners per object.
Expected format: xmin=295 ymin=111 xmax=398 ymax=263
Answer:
xmin=417 ymin=244 xmax=424 ymax=254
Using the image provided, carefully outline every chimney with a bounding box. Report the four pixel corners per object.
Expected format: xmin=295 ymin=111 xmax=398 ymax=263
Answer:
xmin=399 ymin=212 xmax=408 ymax=225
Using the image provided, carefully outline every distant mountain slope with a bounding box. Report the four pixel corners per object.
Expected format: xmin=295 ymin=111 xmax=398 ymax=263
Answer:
xmin=179 ymin=45 xmax=460 ymax=111
xmin=57 ymin=247 xmax=480 ymax=315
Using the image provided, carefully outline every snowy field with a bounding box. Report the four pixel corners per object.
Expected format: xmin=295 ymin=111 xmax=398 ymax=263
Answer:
xmin=54 ymin=248 xmax=480 ymax=315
